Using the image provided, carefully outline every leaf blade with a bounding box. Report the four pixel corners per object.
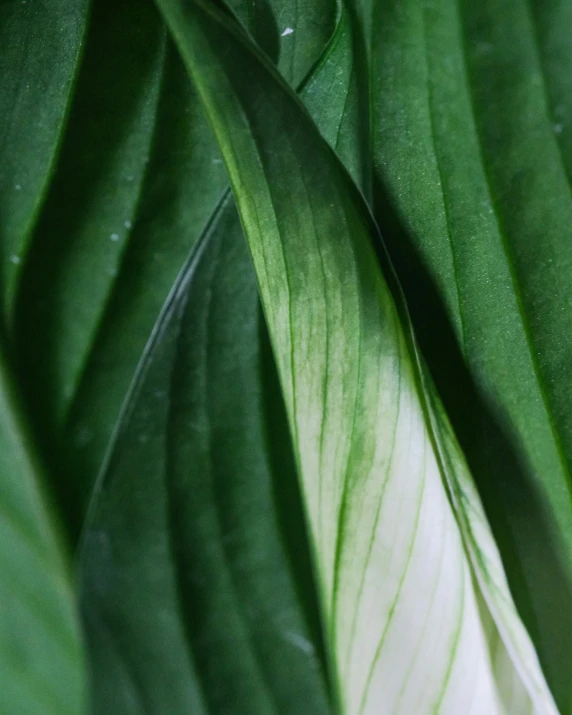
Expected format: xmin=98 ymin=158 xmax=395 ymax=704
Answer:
xmin=79 ymin=192 xmax=332 ymax=714
xmin=0 ymin=350 xmax=85 ymax=715
xmin=158 ymin=1 xmax=557 ymax=711
xmin=366 ymin=0 xmax=572 ymax=705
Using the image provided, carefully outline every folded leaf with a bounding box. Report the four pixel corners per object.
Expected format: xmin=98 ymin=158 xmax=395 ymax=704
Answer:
xmin=12 ymin=0 xmax=166 ymax=530
xmin=366 ymin=0 xmax=572 ymax=706
xmin=157 ymin=0 xmax=558 ymax=711
xmin=301 ymin=3 xmax=369 ymax=192
xmin=15 ymin=0 xmax=165 ymax=427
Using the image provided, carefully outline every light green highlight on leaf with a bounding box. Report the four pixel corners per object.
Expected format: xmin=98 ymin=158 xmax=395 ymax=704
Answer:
xmin=157 ymin=1 xmax=558 ymax=712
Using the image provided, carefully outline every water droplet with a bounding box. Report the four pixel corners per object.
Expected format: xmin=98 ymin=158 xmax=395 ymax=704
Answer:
xmin=14 ymin=184 xmax=21 ymax=191
xmin=124 ymin=219 xmax=132 ymax=229
xmin=554 ymin=123 xmax=564 ymax=135
xmin=110 ymin=233 xmax=120 ymax=242
xmin=10 ymin=255 xmax=21 ymax=265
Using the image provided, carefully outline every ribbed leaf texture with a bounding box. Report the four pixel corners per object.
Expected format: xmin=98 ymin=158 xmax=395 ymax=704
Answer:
xmin=0 ymin=0 xmax=570 ymax=713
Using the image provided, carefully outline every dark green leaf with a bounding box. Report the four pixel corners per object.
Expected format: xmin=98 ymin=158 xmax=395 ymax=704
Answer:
xmin=0 ymin=0 xmax=87 ymax=313
xmin=0 ymin=351 xmax=85 ymax=715
xmin=78 ymin=2 xmax=341 ymax=711
xmin=80 ymin=197 xmax=331 ymax=714
xmin=0 ymin=4 xmax=88 ymax=712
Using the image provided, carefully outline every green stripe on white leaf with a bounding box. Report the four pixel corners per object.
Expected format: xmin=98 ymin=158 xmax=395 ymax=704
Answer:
xmin=296 ymin=7 xmax=559 ymax=710
xmin=156 ymin=0 xmax=558 ymax=712
xmin=422 ymin=382 xmax=557 ymax=713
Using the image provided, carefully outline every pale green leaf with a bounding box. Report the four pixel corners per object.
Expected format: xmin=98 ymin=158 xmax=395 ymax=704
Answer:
xmin=156 ymin=1 xmax=557 ymax=712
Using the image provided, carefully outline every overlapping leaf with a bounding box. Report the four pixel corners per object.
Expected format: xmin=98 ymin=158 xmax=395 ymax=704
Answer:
xmin=77 ymin=0 xmax=338 ymax=712
xmin=157 ymin=0 xmax=558 ymax=712
xmin=365 ymin=0 xmax=572 ymax=706
xmin=0 ymin=352 xmax=85 ymax=715
xmin=79 ymin=195 xmax=332 ymax=714
xmin=1 ymin=0 xmax=569 ymax=713
xmin=12 ymin=1 xmax=230 ymax=535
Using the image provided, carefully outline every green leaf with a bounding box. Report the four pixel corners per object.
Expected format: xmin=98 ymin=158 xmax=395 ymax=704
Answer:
xmin=156 ymin=0 xmax=557 ymax=712
xmin=13 ymin=1 xmax=231 ymax=535
xmin=365 ymin=0 xmax=572 ymax=706
xmin=0 ymin=4 xmax=88 ymax=713
xmin=0 ymin=351 xmax=85 ymax=715
xmin=79 ymin=196 xmax=331 ymax=714
xmin=301 ymin=3 xmax=369 ymax=193
xmin=7 ymin=0 xmax=339 ymax=707
xmin=227 ymin=0 xmax=337 ymax=86
xmin=15 ymin=0 xmax=166 ymax=426
xmin=13 ymin=0 xmax=167 ymax=529
xmin=78 ymin=3 xmax=341 ymax=711
xmin=3 ymin=2 xmax=568 ymax=714
xmin=78 ymin=225 xmax=212 ymax=715
xmin=0 ymin=0 xmax=88 ymax=313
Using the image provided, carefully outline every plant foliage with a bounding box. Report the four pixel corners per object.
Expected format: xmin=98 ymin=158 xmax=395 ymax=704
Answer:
xmin=1 ymin=0 xmax=571 ymax=713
